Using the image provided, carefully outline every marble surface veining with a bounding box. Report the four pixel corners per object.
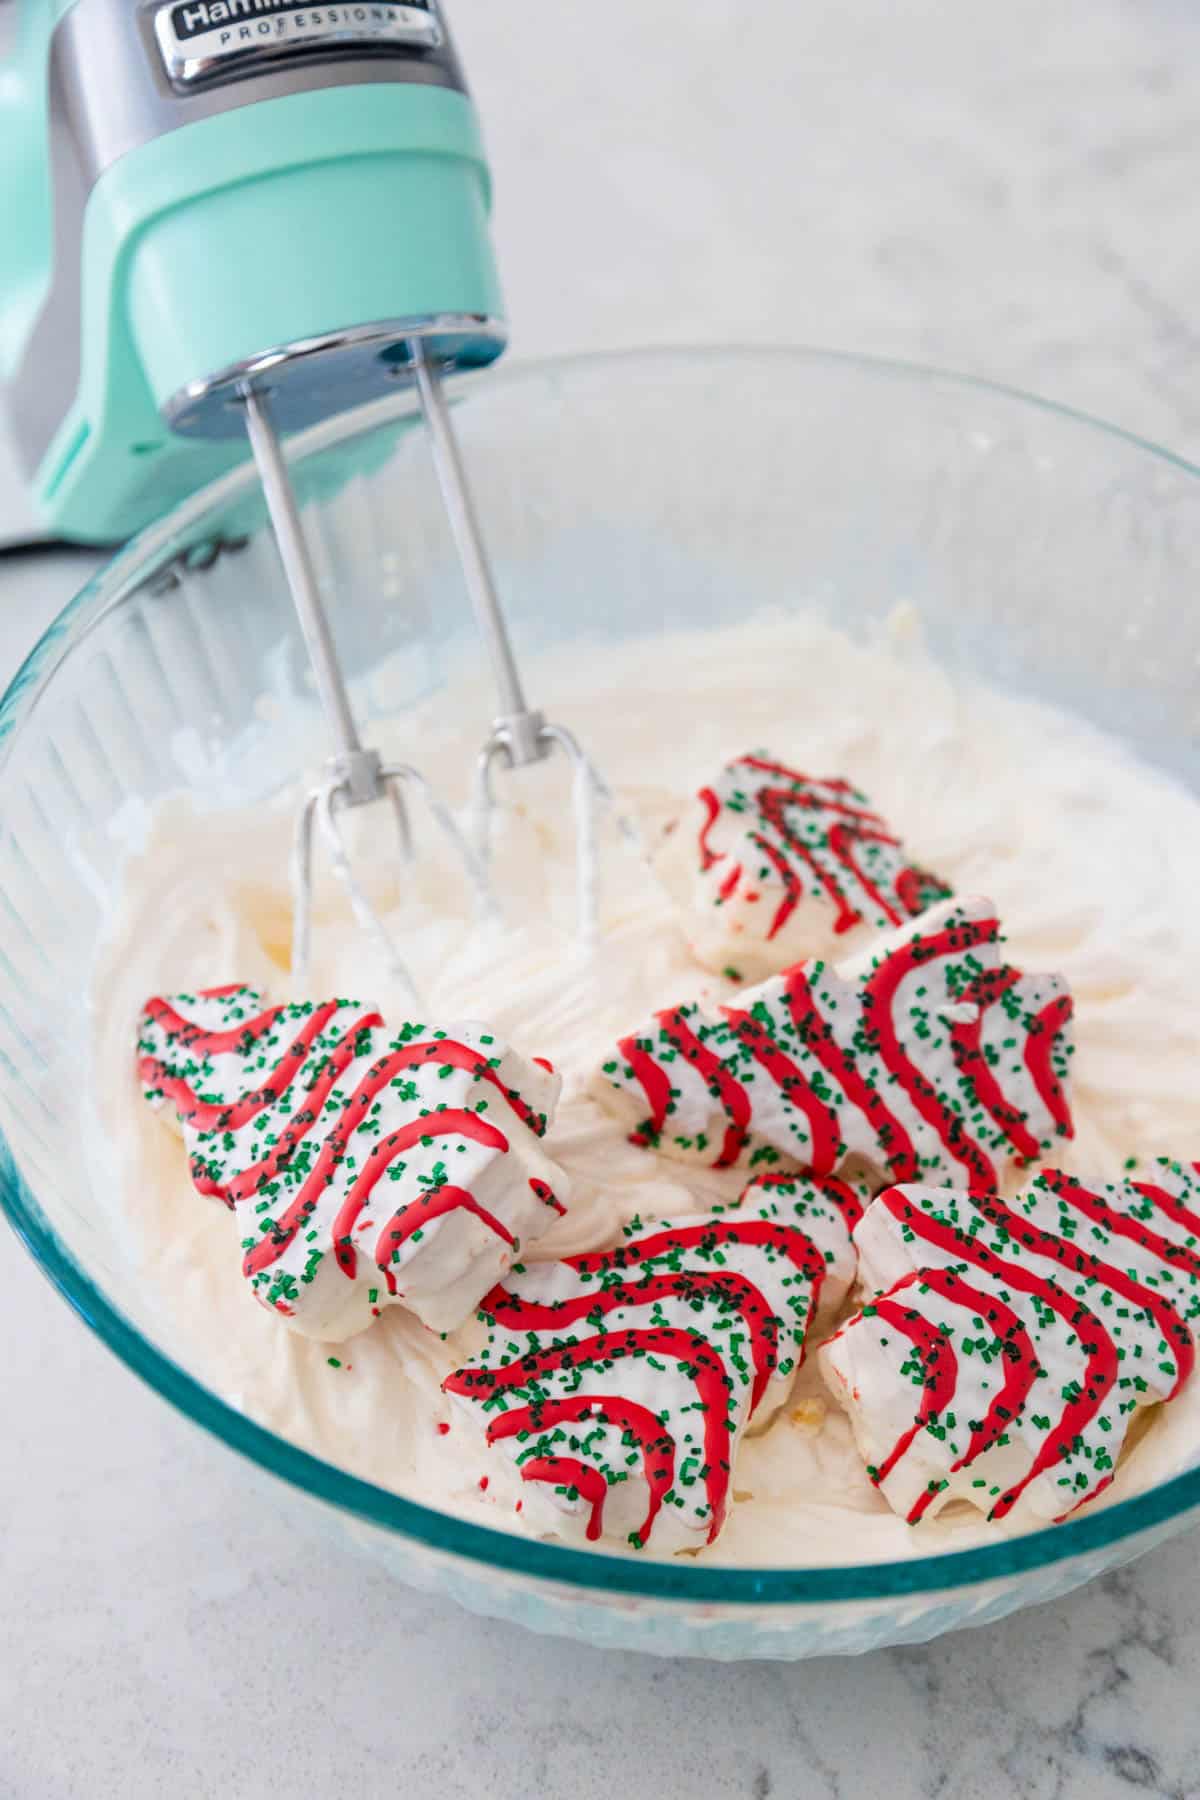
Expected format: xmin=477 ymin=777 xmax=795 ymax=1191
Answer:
xmin=6 ymin=0 xmax=1200 ymax=1794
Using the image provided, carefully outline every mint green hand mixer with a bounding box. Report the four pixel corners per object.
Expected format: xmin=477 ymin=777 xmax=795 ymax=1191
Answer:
xmin=0 ymin=0 xmax=621 ymax=979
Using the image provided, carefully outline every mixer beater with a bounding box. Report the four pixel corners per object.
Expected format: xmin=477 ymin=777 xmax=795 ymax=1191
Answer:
xmin=239 ymin=378 xmax=488 ymax=1001
xmin=2 ymin=0 xmax=634 ymax=988
xmin=241 ymin=350 xmax=627 ymax=992
xmin=408 ymin=339 xmax=639 ymax=952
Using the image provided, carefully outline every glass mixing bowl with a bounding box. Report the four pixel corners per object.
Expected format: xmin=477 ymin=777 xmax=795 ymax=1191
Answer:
xmin=4 ymin=348 xmax=1200 ymax=1661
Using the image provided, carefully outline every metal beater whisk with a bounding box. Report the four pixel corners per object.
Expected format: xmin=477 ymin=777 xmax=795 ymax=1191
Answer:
xmin=240 ymin=381 xmax=486 ymax=1002
xmin=240 ymin=345 xmax=633 ymax=993
xmin=408 ymin=342 xmax=639 ymax=948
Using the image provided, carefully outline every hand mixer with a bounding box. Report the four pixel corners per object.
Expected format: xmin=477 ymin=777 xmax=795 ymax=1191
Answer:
xmin=0 ymin=0 xmax=626 ymax=987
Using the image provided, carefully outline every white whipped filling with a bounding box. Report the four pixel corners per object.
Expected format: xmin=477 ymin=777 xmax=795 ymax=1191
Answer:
xmin=91 ymin=608 xmax=1200 ymax=1564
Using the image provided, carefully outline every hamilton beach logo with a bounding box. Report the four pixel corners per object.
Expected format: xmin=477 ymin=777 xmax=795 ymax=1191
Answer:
xmin=166 ymin=0 xmax=435 ymax=47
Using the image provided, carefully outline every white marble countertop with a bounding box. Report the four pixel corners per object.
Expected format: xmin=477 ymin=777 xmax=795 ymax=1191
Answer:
xmin=6 ymin=1 xmax=1200 ymax=1793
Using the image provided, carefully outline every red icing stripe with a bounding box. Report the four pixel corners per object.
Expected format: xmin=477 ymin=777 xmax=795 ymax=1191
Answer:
xmin=656 ymin=1006 xmax=751 ymax=1168
xmin=817 ymin=1174 xmax=869 ymax=1234
xmin=879 ymin=1189 xmax=1119 ymax=1521
xmin=717 ymin=862 xmax=742 ymax=902
xmin=869 ymin=1297 xmax=958 ymax=1494
xmin=744 ymin=1170 xmax=870 ymax=1234
xmin=487 ymin=1395 xmax=675 ymax=1547
xmin=140 ymin=1000 xmax=347 ymax=1133
xmin=617 ymin=1032 xmax=673 ymax=1147
xmin=881 ymin=1265 xmax=1038 ymax=1521
xmin=158 ymin=1029 xmax=539 ymax=1223
xmin=484 ymin=1268 xmax=780 ymax=1411
xmin=947 ymin=969 xmax=1043 ymax=1165
xmin=826 ymin=821 xmax=905 ymax=929
xmin=150 ymin=1020 xmax=546 ymax=1280
xmin=1024 ymin=995 xmax=1075 ymax=1141
xmin=1134 ymin=1178 xmax=1200 ymax=1243
xmin=758 ymin=788 xmax=861 ymax=935
xmin=385 ymin=1038 xmax=551 ymax=1141
xmin=894 ymin=867 xmax=937 ymax=916
xmin=784 ymin=967 xmax=919 ymax=1181
xmin=861 ymin=916 xmax=1000 ymax=1190
xmin=362 ymin=1040 xmax=535 ymax=1140
xmin=1033 ymin=1173 xmax=1196 ymax=1399
xmin=1053 ymin=1471 xmax=1115 ymax=1525
xmin=141 ymin=991 xmax=286 ymax=1059
xmin=567 ymin=1216 xmax=829 ymax=1371
xmin=530 ymin=1177 xmax=566 ymax=1216
xmin=721 ymin=1005 xmax=842 ymax=1174
xmin=748 ymin=831 xmax=802 ymax=941
xmin=571 ymin=1215 xmax=827 ymax=1285
xmin=243 ymin=1084 xmax=507 ymax=1280
xmin=372 ymin=1184 xmax=515 ymax=1296
xmin=517 ymin=1457 xmax=608 ymax=1541
xmin=445 ymin=1325 xmax=735 ymax=1541
xmin=738 ymin=758 xmax=884 ymax=824
xmin=697 ymin=786 xmax=722 ymax=871
xmin=737 ymin=1170 xmax=867 ymax=1232
xmin=194 ymin=1011 xmax=383 ymax=1206
xmin=145 ymin=1009 xmax=549 ymax=1183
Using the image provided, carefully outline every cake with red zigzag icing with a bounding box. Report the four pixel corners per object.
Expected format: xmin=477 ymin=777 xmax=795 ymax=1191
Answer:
xmin=821 ymin=1162 xmax=1200 ymax=1526
xmin=137 ymin=985 xmax=567 ymax=1339
xmin=445 ymin=1170 xmax=870 ymax=1552
xmin=654 ymin=751 xmax=951 ymax=980
xmin=593 ymin=894 xmax=1075 ymax=1190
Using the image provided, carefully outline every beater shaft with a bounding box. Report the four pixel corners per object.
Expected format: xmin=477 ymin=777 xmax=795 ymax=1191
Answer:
xmin=409 ymin=343 xmax=643 ymax=948
xmin=241 ymin=386 xmax=391 ymax=812
xmin=238 ymin=381 xmax=457 ymax=993
xmin=410 ymin=339 xmax=547 ymax=770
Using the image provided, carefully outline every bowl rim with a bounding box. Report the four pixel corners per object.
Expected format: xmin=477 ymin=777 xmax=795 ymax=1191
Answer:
xmin=3 ymin=341 xmax=1200 ymax=1607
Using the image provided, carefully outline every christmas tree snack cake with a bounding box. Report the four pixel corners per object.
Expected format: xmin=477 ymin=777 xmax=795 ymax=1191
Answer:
xmin=820 ymin=1162 xmax=1200 ymax=1526
xmin=654 ymin=751 xmax=951 ymax=980
xmin=593 ymin=894 xmax=1075 ymax=1191
xmin=444 ymin=1169 xmax=871 ymax=1552
xmin=137 ymin=984 xmax=568 ymax=1340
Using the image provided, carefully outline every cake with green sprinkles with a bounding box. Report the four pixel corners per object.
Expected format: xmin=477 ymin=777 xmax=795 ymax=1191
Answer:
xmin=654 ymin=750 xmax=951 ymax=981
xmin=443 ymin=1169 xmax=871 ymax=1552
xmin=593 ymin=893 xmax=1075 ymax=1190
xmin=137 ymin=983 xmax=568 ymax=1340
xmin=820 ymin=1162 xmax=1200 ymax=1526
